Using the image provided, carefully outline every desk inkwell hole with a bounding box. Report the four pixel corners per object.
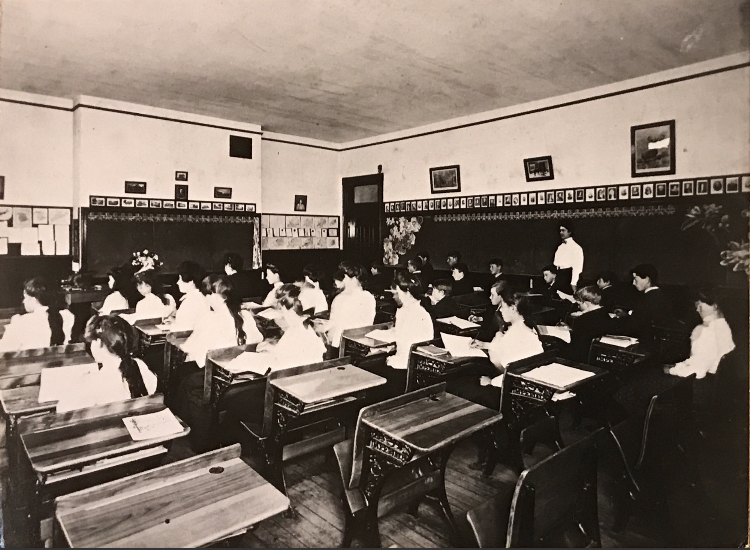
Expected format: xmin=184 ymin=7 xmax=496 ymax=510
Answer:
xmin=209 ymin=466 xmax=224 ymax=474
xmin=337 ymin=366 xmax=345 ymax=370
xmin=164 ymin=519 xmax=170 ymax=524
xmin=429 ymin=394 xmax=441 ymax=401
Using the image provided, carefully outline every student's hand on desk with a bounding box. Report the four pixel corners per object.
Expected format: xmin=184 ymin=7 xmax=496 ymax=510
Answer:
xmin=662 ymin=364 xmax=675 ymax=374
xmin=468 ymin=314 xmax=483 ymax=323
xmin=479 ymin=376 xmax=492 ymax=386
xmin=470 ymin=339 xmax=488 ymax=350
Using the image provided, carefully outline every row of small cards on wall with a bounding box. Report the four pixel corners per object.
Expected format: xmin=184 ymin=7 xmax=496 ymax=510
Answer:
xmin=261 ymin=214 xmax=339 ymax=250
xmin=386 ymin=174 xmax=750 ymax=213
xmin=90 ymin=196 xmax=257 ymax=212
xmin=0 ymin=205 xmax=72 ymax=256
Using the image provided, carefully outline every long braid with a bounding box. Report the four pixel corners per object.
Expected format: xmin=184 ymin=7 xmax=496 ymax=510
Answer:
xmin=119 ymin=355 xmax=149 ymax=398
xmin=227 ymin=298 xmax=248 ymax=346
xmin=47 ymin=307 xmax=65 ymax=345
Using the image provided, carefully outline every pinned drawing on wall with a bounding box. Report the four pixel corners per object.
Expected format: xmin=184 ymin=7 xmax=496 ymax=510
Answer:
xmin=294 ymin=195 xmax=307 ymax=212
xmin=631 ymin=120 xmax=675 ymax=177
xmin=124 ymin=181 xmax=147 ymax=194
xmin=175 ymin=184 xmax=189 ymax=201
xmin=175 ymin=171 xmax=188 ymax=182
xmin=523 ymin=156 xmax=554 ymax=182
xmin=430 ymin=165 xmax=461 ymax=194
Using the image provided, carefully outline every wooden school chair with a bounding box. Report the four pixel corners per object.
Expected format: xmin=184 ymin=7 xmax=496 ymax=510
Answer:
xmin=465 ymin=427 xmax=604 ymax=548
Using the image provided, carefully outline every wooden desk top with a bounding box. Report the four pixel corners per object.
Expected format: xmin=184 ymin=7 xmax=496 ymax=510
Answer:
xmin=55 ymin=444 xmax=288 ymax=548
xmin=413 ymin=348 xmax=483 ymax=365
xmin=272 ymin=365 xmax=386 ymax=404
xmin=60 ymin=287 xmax=109 ymax=305
xmin=135 ymin=323 xmax=193 ymax=338
xmin=165 ymin=333 xmax=191 ymax=349
xmin=20 ymin=395 xmax=189 ymax=475
xmin=0 ymin=354 xmax=97 ymax=390
xmin=0 ymin=385 xmax=55 ymax=418
xmin=362 ymin=390 xmax=501 ymax=454
xmin=509 ymin=355 xmax=609 ymax=391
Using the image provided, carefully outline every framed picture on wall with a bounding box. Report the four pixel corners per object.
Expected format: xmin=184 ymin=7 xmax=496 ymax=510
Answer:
xmin=294 ymin=195 xmax=307 ymax=212
xmin=175 ymin=184 xmax=189 ymax=201
xmin=630 ymin=120 xmax=675 ymax=177
xmin=214 ymin=187 xmax=232 ymax=199
xmin=696 ymin=179 xmax=709 ymax=195
xmin=523 ymin=156 xmax=554 ymax=182
xmin=429 ymin=165 xmax=461 ymax=194
xmin=124 ymin=181 xmax=147 ymax=194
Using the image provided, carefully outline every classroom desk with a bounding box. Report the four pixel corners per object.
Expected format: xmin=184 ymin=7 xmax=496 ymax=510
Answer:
xmin=59 ymin=287 xmax=108 ymax=307
xmin=433 ymin=319 xmax=480 ymax=337
xmin=205 ymin=345 xmax=266 ymax=411
xmin=54 ymin=444 xmax=289 ymax=548
xmin=339 ymin=323 xmax=395 ymax=365
xmin=409 ymin=347 xmax=490 ymax=390
xmin=134 ymin=322 xmax=193 ymax=396
xmin=0 ymin=344 xmax=93 ymax=390
xmin=18 ymin=395 xmax=190 ymax=547
xmin=163 ymin=332 xmax=192 ymax=405
xmin=354 ymin=385 xmax=501 ymax=545
xmin=267 ymin=364 xmax=386 ymax=494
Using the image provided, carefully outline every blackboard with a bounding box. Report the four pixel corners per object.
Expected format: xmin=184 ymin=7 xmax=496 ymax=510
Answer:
xmin=81 ymin=208 xmax=260 ymax=275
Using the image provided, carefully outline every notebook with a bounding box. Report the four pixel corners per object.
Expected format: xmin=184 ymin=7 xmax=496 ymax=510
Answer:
xmin=521 ymin=363 xmax=595 ymax=390
xmin=38 ymin=363 xmax=99 ymax=403
xmin=416 ymin=344 xmax=449 ymax=357
xmin=440 ymin=333 xmax=487 ymax=358
xmin=437 ymin=316 xmax=480 ymax=330
xmin=223 ymin=351 xmax=276 ymax=375
xmin=364 ymin=329 xmax=397 ymax=344
xmin=536 ymin=325 xmax=572 ymax=343
xmin=123 ymin=409 xmax=184 ymax=441
xmin=599 ymin=335 xmax=639 ymax=348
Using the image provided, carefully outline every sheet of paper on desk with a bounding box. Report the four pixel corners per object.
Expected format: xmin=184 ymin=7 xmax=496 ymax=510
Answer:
xmin=241 ymin=301 xmax=264 ymax=309
xmin=257 ymin=308 xmax=282 ymax=320
xmin=440 ymin=333 xmax=487 ymax=358
xmin=119 ymin=313 xmax=150 ymax=325
xmin=364 ymin=328 xmax=397 ymax=343
xmin=522 ymin=363 xmax=595 ymax=388
xmin=438 ymin=316 xmax=480 ymax=329
xmin=599 ymin=335 xmax=639 ymax=348
xmin=224 ymin=351 xmax=277 ymax=375
xmin=123 ymin=409 xmax=184 ymax=441
xmin=537 ymin=325 xmax=572 ymax=343
xmin=39 ymin=363 xmax=99 ymax=403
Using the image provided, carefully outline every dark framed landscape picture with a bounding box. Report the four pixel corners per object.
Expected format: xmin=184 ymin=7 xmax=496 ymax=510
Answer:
xmin=124 ymin=181 xmax=147 ymax=194
xmin=631 ymin=120 xmax=675 ymax=177
xmin=524 ymin=156 xmax=554 ymax=182
xmin=214 ymin=187 xmax=232 ymax=199
xmin=430 ymin=165 xmax=461 ymax=194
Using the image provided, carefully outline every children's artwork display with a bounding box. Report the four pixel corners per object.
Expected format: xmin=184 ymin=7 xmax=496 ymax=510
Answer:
xmin=0 ymin=205 xmax=72 ymax=257
xmin=261 ymin=214 xmax=339 ymax=250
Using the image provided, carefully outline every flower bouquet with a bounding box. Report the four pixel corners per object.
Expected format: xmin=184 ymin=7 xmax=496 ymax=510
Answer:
xmin=131 ymin=249 xmax=162 ymax=273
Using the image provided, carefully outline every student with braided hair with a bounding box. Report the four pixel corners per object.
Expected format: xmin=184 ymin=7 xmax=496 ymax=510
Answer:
xmin=0 ymin=277 xmax=74 ymax=352
xmin=56 ymin=315 xmax=157 ymax=412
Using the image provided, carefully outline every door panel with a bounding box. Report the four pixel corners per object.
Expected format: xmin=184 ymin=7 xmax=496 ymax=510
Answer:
xmin=342 ymin=174 xmax=383 ymax=264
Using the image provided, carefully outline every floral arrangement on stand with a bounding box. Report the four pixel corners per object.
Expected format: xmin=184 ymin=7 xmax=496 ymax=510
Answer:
xmin=131 ymin=249 xmax=163 ymax=273
xmin=383 ymin=216 xmax=422 ymax=266
xmin=682 ymin=204 xmax=749 ymax=274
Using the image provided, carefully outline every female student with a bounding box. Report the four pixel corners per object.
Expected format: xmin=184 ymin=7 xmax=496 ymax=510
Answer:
xmin=298 ymin=263 xmax=329 ymax=315
xmin=262 ymin=263 xmax=284 ymax=306
xmin=99 ymin=266 xmax=130 ymax=315
xmin=133 ymin=270 xmax=176 ymax=319
xmin=173 ymin=260 xmax=209 ymax=330
xmin=0 ymin=277 xmax=74 ymax=352
xmin=56 ymin=315 xmax=158 ymax=412
xmin=256 ymin=283 xmax=326 ymax=368
xmin=324 ymin=261 xmax=376 ymax=349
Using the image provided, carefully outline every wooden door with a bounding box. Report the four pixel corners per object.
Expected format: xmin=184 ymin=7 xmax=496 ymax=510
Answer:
xmin=342 ymin=174 xmax=383 ymax=264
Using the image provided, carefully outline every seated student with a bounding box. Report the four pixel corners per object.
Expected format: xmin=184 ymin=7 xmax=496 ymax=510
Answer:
xmin=621 ymin=264 xmax=675 ymax=350
xmin=366 ymin=261 xmax=388 ymax=299
xmin=173 ymin=261 xmax=209 ymax=330
xmin=427 ymin=278 xmax=463 ymax=320
xmin=331 ymin=268 xmax=345 ymax=299
xmin=484 ymin=258 xmax=509 ymax=293
xmin=56 ymin=315 xmax=157 ymax=412
xmin=451 ymin=262 xmax=473 ymax=296
xmin=262 ymin=263 xmax=284 ymax=306
xmin=469 ymin=279 xmax=508 ymax=340
xmin=446 ymin=250 xmax=461 ymax=269
xmin=454 ymin=288 xmax=544 ymax=409
xmin=385 ymin=271 xmax=434 ymax=393
xmin=0 ymin=277 xmax=74 ymax=352
xmin=541 ymin=264 xmax=574 ymax=303
xmin=596 ymin=270 xmax=620 ymax=312
xmin=299 ymin=264 xmax=329 ymax=315
xmin=665 ymin=288 xmax=735 ymax=379
xmin=406 ymin=258 xmax=424 ymax=288
xmin=324 ymin=261 xmax=376 ymax=349
xmin=416 ymin=251 xmax=435 ymax=286
xmin=564 ymin=285 xmax=613 ymax=363
xmin=256 ymin=284 xmax=326 ymax=368
xmin=223 ymin=252 xmax=254 ymax=301
xmin=99 ymin=266 xmax=131 ymax=315
xmin=133 ymin=270 xmax=176 ymax=319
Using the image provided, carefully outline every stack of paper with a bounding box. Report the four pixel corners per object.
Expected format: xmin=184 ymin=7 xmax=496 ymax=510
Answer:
xmin=599 ymin=335 xmax=639 ymax=348
xmin=437 ymin=316 xmax=480 ymax=330
xmin=521 ymin=363 xmax=595 ymax=389
xmin=223 ymin=351 xmax=276 ymax=375
xmin=39 ymin=363 xmax=99 ymax=403
xmin=364 ymin=328 xmax=397 ymax=343
xmin=440 ymin=333 xmax=487 ymax=358
xmin=123 ymin=409 xmax=184 ymax=441
xmin=537 ymin=325 xmax=572 ymax=343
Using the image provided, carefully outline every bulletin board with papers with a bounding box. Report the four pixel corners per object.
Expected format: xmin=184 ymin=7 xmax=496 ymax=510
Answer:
xmin=0 ymin=205 xmax=72 ymax=257
xmin=261 ymin=214 xmax=340 ymax=250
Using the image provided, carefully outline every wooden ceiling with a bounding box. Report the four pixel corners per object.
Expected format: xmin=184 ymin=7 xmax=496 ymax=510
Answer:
xmin=0 ymin=0 xmax=747 ymax=142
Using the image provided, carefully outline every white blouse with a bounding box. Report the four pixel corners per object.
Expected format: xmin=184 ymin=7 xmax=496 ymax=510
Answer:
xmin=99 ymin=291 xmax=129 ymax=315
xmin=486 ymin=321 xmax=544 ymax=387
xmin=262 ymin=282 xmax=284 ymax=307
xmin=0 ymin=307 xmax=75 ymax=352
xmin=554 ymin=237 xmax=585 ymax=287
xmin=299 ymin=286 xmax=329 ymax=315
xmin=182 ymin=305 xmax=263 ymax=367
xmin=327 ymin=288 xmax=377 ymax=346
xmin=174 ymin=288 xmax=210 ymax=331
xmin=669 ymin=314 xmax=735 ymax=379
xmin=56 ymin=357 xmax=158 ymax=413
xmin=135 ymin=293 xmax=176 ymax=319
xmin=388 ymin=301 xmax=434 ymax=370
xmin=269 ymin=322 xmax=326 ymax=370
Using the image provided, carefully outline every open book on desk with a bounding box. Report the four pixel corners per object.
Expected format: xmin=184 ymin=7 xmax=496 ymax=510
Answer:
xmin=536 ymin=325 xmax=572 ymax=343
xmin=123 ymin=409 xmax=184 ymax=441
xmin=521 ymin=362 xmax=595 ymax=390
xmin=223 ymin=351 xmax=276 ymax=375
xmin=363 ymin=328 xmax=397 ymax=344
xmin=437 ymin=316 xmax=480 ymax=330
xmin=440 ymin=333 xmax=487 ymax=359
xmin=599 ymin=335 xmax=639 ymax=348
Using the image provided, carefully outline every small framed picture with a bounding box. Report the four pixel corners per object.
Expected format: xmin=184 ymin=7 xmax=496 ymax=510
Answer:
xmin=122 ymin=198 xmax=135 ymax=207
xmin=175 ymin=171 xmax=188 ymax=181
xmin=162 ymin=200 xmax=175 ymax=209
xmin=682 ymin=180 xmax=694 ymax=196
xmin=504 ymin=195 xmax=512 ymax=207
xmin=495 ymin=195 xmax=502 ymax=206
xmin=511 ymin=194 xmax=519 ymax=206
xmin=223 ymin=203 xmax=234 ymax=211
xmin=294 ymin=195 xmax=307 ymax=212
xmin=742 ymin=176 xmax=750 ymax=192
xmin=607 ymin=187 xmax=618 ymax=200
xmin=630 ymin=185 xmax=641 ymax=199
xmin=596 ymin=187 xmax=606 ymax=201
xmin=214 ymin=187 xmax=232 ymax=199
xmin=460 ymin=197 xmax=467 ymax=209
xmin=520 ymin=193 xmax=528 ymax=206
xmin=725 ymin=176 xmax=739 ymax=193
xmin=213 ymin=202 xmax=223 ymax=210
xmin=90 ymin=196 xmax=105 ymax=207
xmin=441 ymin=198 xmax=447 ymax=209
xmin=235 ymin=204 xmax=245 ymax=211
xmin=135 ymin=199 xmax=149 ymax=208
xmin=528 ymin=193 xmax=537 ymax=205
xmin=175 ymin=184 xmax=189 ymax=201
xmin=189 ymin=201 xmax=200 ymax=210
xmin=631 ymin=120 xmax=675 ymax=177
xmin=555 ymin=190 xmax=565 ymax=203
xmin=696 ymin=179 xmax=709 ymax=195
xmin=149 ymin=199 xmax=162 ymax=208
xmin=201 ymin=202 xmax=212 ymax=210
xmin=430 ymin=165 xmax=461 ymax=194
xmin=481 ymin=195 xmax=488 ymax=207
xmin=642 ymin=183 xmax=654 ymax=198
xmin=565 ymin=190 xmax=575 ymax=203
xmin=575 ymin=189 xmax=585 ymax=202
xmin=124 ymin=181 xmax=147 ymax=194
xmin=668 ymin=182 xmax=681 ymax=197
xmin=417 ymin=200 xmax=423 ymax=210
xmin=655 ymin=183 xmax=667 ymax=197
xmin=468 ymin=197 xmax=474 ymax=208
xmin=246 ymin=203 xmax=256 ymax=212
xmin=710 ymin=178 xmax=724 ymax=194
xmin=546 ymin=191 xmax=555 ymax=204
xmin=523 ymin=155 xmax=554 ymax=182
xmin=176 ymin=201 xmax=188 ymax=209
xmin=429 ymin=199 xmax=435 ymax=210
xmin=537 ymin=191 xmax=546 ymax=205
xmin=619 ymin=186 xmax=629 ymax=200
xmin=106 ymin=197 xmax=121 ymax=207
xmin=585 ymin=188 xmax=595 ymax=201
xmin=488 ymin=196 xmax=495 ymax=207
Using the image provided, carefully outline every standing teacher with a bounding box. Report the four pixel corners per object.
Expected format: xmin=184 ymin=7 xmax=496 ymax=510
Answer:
xmin=553 ymin=219 xmax=584 ymax=294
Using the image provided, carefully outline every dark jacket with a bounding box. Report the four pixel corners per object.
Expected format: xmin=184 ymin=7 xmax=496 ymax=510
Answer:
xmin=621 ymin=287 xmax=674 ymax=350
xmin=451 ymin=277 xmax=473 ymax=297
xmin=228 ymin=271 xmax=257 ymax=301
xmin=565 ymin=307 xmax=613 ymax=363
xmin=428 ymin=296 xmax=463 ymax=320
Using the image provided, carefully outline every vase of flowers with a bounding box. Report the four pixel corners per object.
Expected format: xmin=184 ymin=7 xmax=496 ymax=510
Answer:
xmin=383 ymin=216 xmax=422 ymax=266
xmin=131 ymin=249 xmax=163 ymax=273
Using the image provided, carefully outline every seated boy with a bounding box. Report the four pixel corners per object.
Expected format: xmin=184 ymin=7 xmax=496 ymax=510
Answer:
xmin=427 ymin=278 xmax=463 ymax=320
xmin=451 ymin=262 xmax=473 ymax=296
